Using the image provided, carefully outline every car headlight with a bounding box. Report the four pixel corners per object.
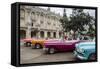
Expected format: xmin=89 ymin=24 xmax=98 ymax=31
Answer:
xmin=77 ymin=47 xmax=84 ymax=53
xmin=80 ymin=48 xmax=84 ymax=53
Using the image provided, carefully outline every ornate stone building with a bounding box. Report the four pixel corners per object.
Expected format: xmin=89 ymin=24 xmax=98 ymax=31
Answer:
xmin=20 ymin=6 xmax=63 ymax=39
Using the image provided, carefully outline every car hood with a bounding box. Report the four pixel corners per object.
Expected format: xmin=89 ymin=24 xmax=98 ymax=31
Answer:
xmin=79 ymin=45 xmax=95 ymax=50
xmin=77 ymin=42 xmax=95 ymax=50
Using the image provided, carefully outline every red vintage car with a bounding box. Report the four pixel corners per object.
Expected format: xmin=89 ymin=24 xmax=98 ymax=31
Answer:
xmin=43 ymin=40 xmax=87 ymax=54
xmin=22 ymin=38 xmax=35 ymax=47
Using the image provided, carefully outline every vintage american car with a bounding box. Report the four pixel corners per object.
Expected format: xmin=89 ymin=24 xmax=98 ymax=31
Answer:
xmin=22 ymin=38 xmax=34 ymax=47
xmin=31 ymin=39 xmax=60 ymax=49
xmin=43 ymin=40 xmax=86 ymax=54
xmin=74 ymin=42 xmax=96 ymax=60
xmin=23 ymin=38 xmax=60 ymax=48
xmin=22 ymin=38 xmax=46 ymax=48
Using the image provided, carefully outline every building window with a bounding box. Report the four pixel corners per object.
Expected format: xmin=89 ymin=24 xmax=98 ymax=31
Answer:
xmin=59 ymin=32 xmax=62 ymax=38
xmin=31 ymin=19 xmax=36 ymax=27
xmin=32 ymin=12 xmax=35 ymax=15
xmin=33 ymin=19 xmax=36 ymax=22
xmin=53 ymin=32 xmax=56 ymax=38
xmin=31 ymin=31 xmax=37 ymax=38
xmin=31 ymin=23 xmax=33 ymax=26
xmin=47 ymin=22 xmax=51 ymax=25
xmin=41 ymin=12 xmax=44 ymax=16
xmin=40 ymin=31 xmax=44 ymax=38
xmin=20 ymin=9 xmax=25 ymax=19
xmin=31 ymin=12 xmax=35 ymax=19
xmin=37 ymin=12 xmax=40 ymax=16
xmin=40 ymin=21 xmax=44 ymax=24
xmin=47 ymin=32 xmax=51 ymax=38
xmin=53 ymin=23 xmax=56 ymax=26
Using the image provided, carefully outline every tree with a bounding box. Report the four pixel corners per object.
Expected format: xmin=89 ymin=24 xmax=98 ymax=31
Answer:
xmin=60 ymin=8 xmax=69 ymax=32
xmin=60 ymin=8 xmax=95 ymax=40
xmin=69 ymin=8 xmax=94 ymax=39
xmin=60 ymin=8 xmax=69 ymax=39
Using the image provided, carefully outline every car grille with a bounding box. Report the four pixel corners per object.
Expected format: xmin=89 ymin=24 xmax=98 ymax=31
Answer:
xmin=75 ymin=47 xmax=84 ymax=56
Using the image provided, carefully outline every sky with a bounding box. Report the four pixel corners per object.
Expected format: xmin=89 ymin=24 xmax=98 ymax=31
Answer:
xmin=40 ymin=6 xmax=95 ymax=18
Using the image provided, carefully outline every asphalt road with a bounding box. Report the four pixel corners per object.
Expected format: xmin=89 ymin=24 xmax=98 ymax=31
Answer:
xmin=20 ymin=46 xmax=76 ymax=64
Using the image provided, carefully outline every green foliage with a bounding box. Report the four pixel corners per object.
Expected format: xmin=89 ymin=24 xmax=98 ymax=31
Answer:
xmin=69 ymin=9 xmax=94 ymax=32
xmin=60 ymin=8 xmax=69 ymax=32
xmin=60 ymin=8 xmax=95 ymax=39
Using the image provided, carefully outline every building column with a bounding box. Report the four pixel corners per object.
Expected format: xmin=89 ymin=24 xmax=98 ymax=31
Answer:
xmin=56 ymin=31 xmax=59 ymax=38
xmin=26 ymin=29 xmax=31 ymax=38
xmin=37 ymin=31 xmax=40 ymax=38
xmin=44 ymin=31 xmax=47 ymax=39
xmin=51 ymin=32 xmax=53 ymax=38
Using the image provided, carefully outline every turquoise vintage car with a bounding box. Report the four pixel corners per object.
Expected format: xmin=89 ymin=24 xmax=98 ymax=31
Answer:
xmin=74 ymin=42 xmax=96 ymax=60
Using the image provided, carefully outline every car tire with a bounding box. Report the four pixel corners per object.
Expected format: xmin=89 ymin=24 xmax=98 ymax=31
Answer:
xmin=89 ymin=53 xmax=96 ymax=60
xmin=35 ymin=44 xmax=41 ymax=49
xmin=26 ymin=42 xmax=31 ymax=47
xmin=48 ymin=48 xmax=55 ymax=54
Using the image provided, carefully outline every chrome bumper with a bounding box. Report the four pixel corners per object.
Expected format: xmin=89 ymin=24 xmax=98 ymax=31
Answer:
xmin=74 ymin=51 xmax=87 ymax=60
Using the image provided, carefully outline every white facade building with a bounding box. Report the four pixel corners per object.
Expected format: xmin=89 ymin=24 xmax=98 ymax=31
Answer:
xmin=20 ymin=6 xmax=63 ymax=39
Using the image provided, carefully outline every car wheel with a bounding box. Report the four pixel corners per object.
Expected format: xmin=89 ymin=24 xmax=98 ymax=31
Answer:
xmin=35 ymin=44 xmax=41 ymax=49
xmin=26 ymin=42 xmax=31 ymax=47
xmin=48 ymin=48 xmax=55 ymax=54
xmin=89 ymin=53 xmax=96 ymax=60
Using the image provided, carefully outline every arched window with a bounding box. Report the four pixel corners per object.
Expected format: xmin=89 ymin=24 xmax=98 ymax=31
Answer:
xmin=40 ymin=31 xmax=44 ymax=38
xmin=47 ymin=32 xmax=51 ymax=38
xmin=31 ymin=12 xmax=35 ymax=20
xmin=41 ymin=12 xmax=44 ymax=16
xmin=53 ymin=32 xmax=56 ymax=38
xmin=31 ymin=31 xmax=37 ymax=38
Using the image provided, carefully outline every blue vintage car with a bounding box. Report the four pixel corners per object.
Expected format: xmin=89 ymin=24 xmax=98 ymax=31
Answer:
xmin=74 ymin=42 xmax=96 ymax=60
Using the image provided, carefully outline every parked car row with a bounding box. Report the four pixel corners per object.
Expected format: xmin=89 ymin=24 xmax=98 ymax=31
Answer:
xmin=22 ymin=38 xmax=60 ymax=48
xmin=21 ymin=38 xmax=96 ymax=60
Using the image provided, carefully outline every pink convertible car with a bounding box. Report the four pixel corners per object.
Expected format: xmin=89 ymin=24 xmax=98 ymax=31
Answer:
xmin=43 ymin=40 xmax=86 ymax=54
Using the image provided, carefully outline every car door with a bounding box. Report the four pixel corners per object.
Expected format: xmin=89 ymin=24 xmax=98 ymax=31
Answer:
xmin=64 ymin=41 xmax=78 ymax=51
